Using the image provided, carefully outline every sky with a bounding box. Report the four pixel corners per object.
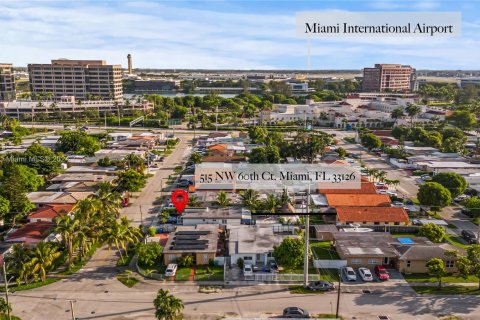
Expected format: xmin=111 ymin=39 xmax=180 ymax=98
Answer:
xmin=1 ymin=0 xmax=480 ymax=70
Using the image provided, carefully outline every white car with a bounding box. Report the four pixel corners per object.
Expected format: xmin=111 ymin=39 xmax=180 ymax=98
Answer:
xmin=358 ymin=267 xmax=373 ymax=282
xmin=343 ymin=267 xmax=357 ymax=281
xmin=165 ymin=264 xmax=178 ymax=277
xmin=243 ymin=264 xmax=253 ymax=277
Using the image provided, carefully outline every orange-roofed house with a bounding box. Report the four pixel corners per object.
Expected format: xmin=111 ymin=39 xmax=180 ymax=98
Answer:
xmin=325 ymin=194 xmax=391 ymax=207
xmin=336 ymin=206 xmax=410 ymax=226
xmin=28 ymin=204 xmax=74 ymax=223
xmin=319 ymin=181 xmax=378 ymax=194
xmin=5 ymin=222 xmax=55 ymax=245
xmin=207 ymin=144 xmax=228 ymax=152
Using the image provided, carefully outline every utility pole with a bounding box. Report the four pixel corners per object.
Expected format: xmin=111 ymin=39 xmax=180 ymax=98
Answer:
xmin=139 ymin=204 xmax=144 ymax=226
xmin=69 ymin=300 xmax=76 ymax=320
xmin=303 ymin=183 xmax=310 ymax=287
xmin=215 ymin=105 xmax=218 ymax=131
xmin=335 ymin=272 xmax=341 ymax=318
xmin=2 ymin=262 xmax=11 ymax=320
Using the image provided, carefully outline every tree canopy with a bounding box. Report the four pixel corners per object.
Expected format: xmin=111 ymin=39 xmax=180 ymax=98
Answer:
xmin=417 ymin=182 xmax=452 ymax=212
xmin=56 ymin=131 xmax=101 ymax=156
xmin=273 ymin=237 xmax=304 ymax=270
xmin=431 ymin=172 xmax=468 ymax=198
xmin=418 ymin=223 xmax=447 ymax=243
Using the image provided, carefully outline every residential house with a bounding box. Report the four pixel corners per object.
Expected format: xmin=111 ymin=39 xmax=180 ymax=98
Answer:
xmin=28 ymin=204 xmax=74 ymax=223
xmin=181 ymin=207 xmax=251 ymax=226
xmin=335 ymin=207 xmax=410 ymax=226
xmin=163 ymin=224 xmax=222 ymax=265
xmin=27 ymin=191 xmax=91 ymax=206
xmin=325 ymin=194 xmax=391 ymax=207
xmin=228 ymin=225 xmax=296 ymax=265
xmin=5 ymin=221 xmax=55 ymax=245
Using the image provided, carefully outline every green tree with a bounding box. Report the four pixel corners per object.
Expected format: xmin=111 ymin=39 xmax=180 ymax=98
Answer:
xmin=452 ymin=244 xmax=480 ymax=289
xmin=431 ymin=172 xmax=468 ymax=198
xmin=417 ymin=182 xmax=452 ymax=213
xmin=360 ymin=133 xmax=382 ymax=151
xmin=248 ymin=147 xmax=268 ymax=163
xmin=337 ymin=147 xmax=347 ymax=158
xmin=248 ymin=126 xmax=268 ymax=144
xmin=426 ymin=258 xmax=447 ymax=288
xmin=462 ymin=197 xmax=480 ymax=217
xmin=153 ymin=289 xmax=184 ymax=320
xmin=136 ymin=242 xmax=163 ymax=267
xmin=189 ymin=152 xmax=202 ymax=164
xmin=216 ymin=191 xmax=230 ymax=207
xmin=57 ymin=131 xmax=101 ymax=156
xmin=418 ymin=223 xmax=447 ymax=243
xmin=293 ymin=132 xmax=332 ymax=163
xmin=0 ymin=196 xmax=10 ymax=221
xmin=265 ymin=145 xmax=281 ymax=163
xmin=125 ymin=154 xmax=145 ymax=172
xmin=240 ymin=189 xmax=259 ymax=211
xmin=442 ymin=127 xmax=465 ymax=141
xmin=391 ymin=107 xmax=405 ymax=124
xmin=442 ymin=137 xmax=465 ymax=153
xmin=54 ymin=214 xmax=79 ymax=269
xmin=116 ymin=169 xmax=147 ymax=192
xmin=447 ymin=110 xmax=477 ymax=130
xmin=29 ymin=242 xmax=62 ymax=282
xmin=405 ymin=104 xmax=421 ymax=127
xmin=24 ymin=143 xmax=64 ymax=175
xmin=0 ymin=297 xmax=11 ymax=316
xmin=273 ymin=237 xmax=304 ymax=270
xmin=178 ymin=255 xmax=193 ymax=267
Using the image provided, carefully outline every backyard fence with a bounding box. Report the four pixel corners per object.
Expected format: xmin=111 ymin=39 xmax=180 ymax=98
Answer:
xmin=313 ymin=260 xmax=347 ymax=269
xmin=253 ymin=273 xmax=321 ymax=282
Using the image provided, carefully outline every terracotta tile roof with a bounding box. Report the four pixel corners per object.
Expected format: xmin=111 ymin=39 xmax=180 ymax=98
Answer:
xmin=202 ymin=155 xmax=246 ymax=163
xmin=28 ymin=204 xmax=74 ymax=220
xmin=207 ymin=144 xmax=228 ymax=151
xmin=319 ymin=181 xmax=377 ymax=194
xmin=6 ymin=222 xmax=55 ymax=241
xmin=326 ymin=194 xmax=391 ymax=207
xmin=336 ymin=206 xmax=409 ymax=223
xmin=371 ymin=130 xmax=393 ymax=137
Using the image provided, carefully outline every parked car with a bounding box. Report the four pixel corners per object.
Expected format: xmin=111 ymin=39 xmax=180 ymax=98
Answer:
xmin=358 ymin=267 xmax=373 ymax=282
xmin=421 ymin=174 xmax=431 ymax=181
xmin=454 ymin=194 xmax=470 ymax=203
xmin=243 ymin=264 xmax=253 ymax=277
xmin=307 ymin=280 xmax=335 ymax=291
xmin=461 ymin=230 xmax=479 ymax=244
xmin=374 ymin=266 xmax=390 ymax=281
xmin=165 ymin=264 xmax=178 ymax=277
xmin=392 ymin=201 xmax=405 ymax=207
xmin=269 ymin=260 xmax=278 ymax=272
xmin=282 ymin=307 xmax=310 ymax=318
xmin=343 ymin=266 xmax=357 ymax=281
xmin=176 ymin=180 xmax=190 ymax=188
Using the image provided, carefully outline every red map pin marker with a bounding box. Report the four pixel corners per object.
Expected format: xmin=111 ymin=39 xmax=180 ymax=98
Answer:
xmin=171 ymin=189 xmax=189 ymax=214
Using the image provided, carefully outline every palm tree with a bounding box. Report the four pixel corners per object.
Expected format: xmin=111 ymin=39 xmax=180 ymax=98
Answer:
xmin=187 ymin=195 xmax=202 ymax=207
xmin=54 ymin=214 xmax=78 ymax=269
xmin=391 ymin=108 xmax=405 ymax=125
xmin=263 ymin=194 xmax=279 ymax=214
xmin=216 ymin=191 xmax=230 ymax=207
xmin=6 ymin=244 xmax=30 ymax=280
xmin=74 ymin=198 xmax=101 ymax=223
xmin=240 ymin=189 xmax=259 ymax=211
xmin=91 ymin=182 xmax=122 ymax=218
xmin=29 ymin=242 xmax=62 ymax=282
xmin=405 ymin=104 xmax=421 ymax=127
xmin=153 ymin=289 xmax=184 ymax=320
xmin=278 ymin=190 xmax=292 ymax=206
xmin=0 ymin=297 xmax=11 ymax=316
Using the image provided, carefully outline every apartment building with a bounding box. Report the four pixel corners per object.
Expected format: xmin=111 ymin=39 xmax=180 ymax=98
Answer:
xmin=0 ymin=64 xmax=15 ymax=101
xmin=28 ymin=59 xmax=122 ymax=101
xmin=362 ymin=64 xmax=417 ymax=92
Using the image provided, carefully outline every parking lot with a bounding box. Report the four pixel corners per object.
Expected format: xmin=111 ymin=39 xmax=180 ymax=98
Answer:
xmin=339 ymin=267 xmax=408 ymax=287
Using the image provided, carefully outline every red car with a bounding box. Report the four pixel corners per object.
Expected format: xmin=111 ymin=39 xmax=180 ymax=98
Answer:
xmin=374 ymin=266 xmax=390 ymax=281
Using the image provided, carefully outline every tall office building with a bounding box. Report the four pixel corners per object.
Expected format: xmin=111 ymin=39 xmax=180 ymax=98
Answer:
xmin=0 ymin=64 xmax=15 ymax=101
xmin=362 ymin=64 xmax=417 ymax=92
xmin=28 ymin=59 xmax=123 ymax=101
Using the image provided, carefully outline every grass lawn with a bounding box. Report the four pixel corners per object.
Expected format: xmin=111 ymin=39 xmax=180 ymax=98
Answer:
xmin=314 ymin=315 xmax=344 ymax=320
xmin=194 ymin=265 xmax=224 ymax=281
xmin=444 ymin=234 xmax=468 ymax=249
xmin=404 ymin=273 xmax=479 ymax=284
xmin=116 ymin=274 xmax=139 ymax=288
xmin=310 ymin=241 xmax=340 ymax=260
xmin=280 ymin=267 xmax=318 ymax=274
xmin=391 ymin=233 xmax=419 ymax=239
xmin=116 ymin=250 xmax=135 ymax=267
xmin=319 ymin=268 xmax=341 ymax=282
xmin=175 ymin=267 xmax=193 ymax=281
xmin=0 ymin=278 xmax=60 ymax=292
xmin=288 ymin=285 xmax=325 ymax=294
xmin=0 ymin=315 xmax=22 ymax=320
xmin=412 ymin=286 xmax=480 ymax=295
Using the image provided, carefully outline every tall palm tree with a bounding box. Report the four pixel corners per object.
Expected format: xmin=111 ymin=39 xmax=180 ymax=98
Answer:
xmin=216 ymin=191 xmax=230 ymax=207
xmin=29 ymin=242 xmax=62 ymax=282
xmin=74 ymin=198 xmax=101 ymax=223
xmin=153 ymin=289 xmax=184 ymax=320
xmin=263 ymin=194 xmax=279 ymax=214
xmin=240 ymin=189 xmax=259 ymax=210
xmin=54 ymin=214 xmax=78 ymax=269
xmin=391 ymin=108 xmax=405 ymax=125
xmin=405 ymin=104 xmax=421 ymax=127
xmin=6 ymin=244 xmax=30 ymax=281
xmin=91 ymin=183 xmax=122 ymax=218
